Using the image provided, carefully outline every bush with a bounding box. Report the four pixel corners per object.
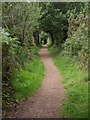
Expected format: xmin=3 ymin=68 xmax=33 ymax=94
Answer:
xmin=1 ymin=28 xmax=32 ymax=115
xmin=61 ymin=4 xmax=88 ymax=69
xmin=1 ymin=28 xmax=20 ymax=113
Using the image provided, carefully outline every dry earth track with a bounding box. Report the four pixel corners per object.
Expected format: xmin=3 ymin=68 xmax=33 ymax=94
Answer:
xmin=9 ymin=47 xmax=64 ymax=118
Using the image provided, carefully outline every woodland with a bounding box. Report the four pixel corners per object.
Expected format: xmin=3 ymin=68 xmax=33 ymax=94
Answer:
xmin=1 ymin=2 xmax=89 ymax=118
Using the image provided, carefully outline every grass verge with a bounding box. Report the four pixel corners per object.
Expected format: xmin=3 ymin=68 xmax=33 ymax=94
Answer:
xmin=12 ymin=48 xmax=45 ymax=100
xmin=48 ymin=46 xmax=88 ymax=118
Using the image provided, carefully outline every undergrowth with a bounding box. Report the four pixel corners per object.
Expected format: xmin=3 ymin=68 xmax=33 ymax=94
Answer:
xmin=48 ymin=46 xmax=88 ymax=118
xmin=12 ymin=52 xmax=45 ymax=100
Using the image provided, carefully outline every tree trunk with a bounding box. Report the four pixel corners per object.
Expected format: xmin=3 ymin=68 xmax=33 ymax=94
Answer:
xmin=49 ymin=32 xmax=54 ymax=45
xmin=33 ymin=31 xmax=39 ymax=46
xmin=22 ymin=16 xmax=28 ymax=46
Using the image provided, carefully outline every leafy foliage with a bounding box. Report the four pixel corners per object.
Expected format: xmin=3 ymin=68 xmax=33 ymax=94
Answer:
xmin=39 ymin=3 xmax=68 ymax=45
xmin=2 ymin=2 xmax=89 ymax=118
xmin=2 ymin=2 xmax=40 ymax=46
xmin=61 ymin=3 xmax=88 ymax=69
xmin=1 ymin=26 xmax=44 ymax=116
xmin=2 ymin=2 xmax=40 ymax=116
xmin=2 ymin=28 xmax=19 ymax=115
xmin=40 ymin=2 xmax=88 ymax=68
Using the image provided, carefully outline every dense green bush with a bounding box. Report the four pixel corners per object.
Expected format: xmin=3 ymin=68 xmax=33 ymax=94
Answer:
xmin=39 ymin=2 xmax=88 ymax=69
xmin=39 ymin=3 xmax=68 ymax=46
xmin=61 ymin=3 xmax=88 ymax=69
xmin=1 ymin=28 xmax=19 ymax=114
xmin=1 ymin=26 xmax=43 ymax=116
xmin=1 ymin=28 xmax=32 ymax=115
xmin=2 ymin=2 xmax=40 ymax=116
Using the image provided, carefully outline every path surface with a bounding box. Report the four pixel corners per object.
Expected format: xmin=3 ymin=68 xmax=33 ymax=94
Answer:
xmin=11 ymin=47 xmax=64 ymax=118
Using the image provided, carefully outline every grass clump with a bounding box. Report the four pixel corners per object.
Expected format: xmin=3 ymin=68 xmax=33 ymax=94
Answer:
xmin=12 ymin=55 xmax=45 ymax=100
xmin=48 ymin=46 xmax=88 ymax=118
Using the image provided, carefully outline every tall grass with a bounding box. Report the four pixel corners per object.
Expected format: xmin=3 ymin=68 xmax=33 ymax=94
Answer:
xmin=48 ymin=46 xmax=88 ymax=118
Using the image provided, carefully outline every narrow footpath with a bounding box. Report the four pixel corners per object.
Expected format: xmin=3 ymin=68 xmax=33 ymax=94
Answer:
xmin=12 ymin=47 xmax=64 ymax=118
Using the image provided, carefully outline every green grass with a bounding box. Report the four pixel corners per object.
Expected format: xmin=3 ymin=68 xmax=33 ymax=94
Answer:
xmin=12 ymin=55 xmax=45 ymax=100
xmin=48 ymin=46 xmax=88 ymax=118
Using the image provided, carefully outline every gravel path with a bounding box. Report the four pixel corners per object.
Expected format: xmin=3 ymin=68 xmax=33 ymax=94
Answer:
xmin=11 ymin=47 xmax=64 ymax=118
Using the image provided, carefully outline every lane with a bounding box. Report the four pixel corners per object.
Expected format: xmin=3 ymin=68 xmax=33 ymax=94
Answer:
xmin=11 ymin=47 xmax=64 ymax=118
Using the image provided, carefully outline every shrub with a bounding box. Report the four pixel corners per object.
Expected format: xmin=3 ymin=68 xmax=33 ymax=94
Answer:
xmin=61 ymin=4 xmax=88 ymax=69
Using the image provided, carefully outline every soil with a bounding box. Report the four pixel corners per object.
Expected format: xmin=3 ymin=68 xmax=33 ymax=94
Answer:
xmin=8 ymin=47 xmax=64 ymax=118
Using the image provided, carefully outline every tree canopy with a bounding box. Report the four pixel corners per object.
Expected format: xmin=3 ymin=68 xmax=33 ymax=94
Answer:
xmin=1 ymin=2 xmax=89 ymax=117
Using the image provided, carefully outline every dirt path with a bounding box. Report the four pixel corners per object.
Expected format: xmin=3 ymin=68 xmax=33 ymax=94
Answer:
xmin=11 ymin=47 xmax=64 ymax=118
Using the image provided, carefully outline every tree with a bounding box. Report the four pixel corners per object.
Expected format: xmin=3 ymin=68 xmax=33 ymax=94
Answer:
xmin=2 ymin=2 xmax=40 ymax=114
xmin=39 ymin=2 xmax=68 ymax=46
xmin=2 ymin=2 xmax=40 ymax=46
